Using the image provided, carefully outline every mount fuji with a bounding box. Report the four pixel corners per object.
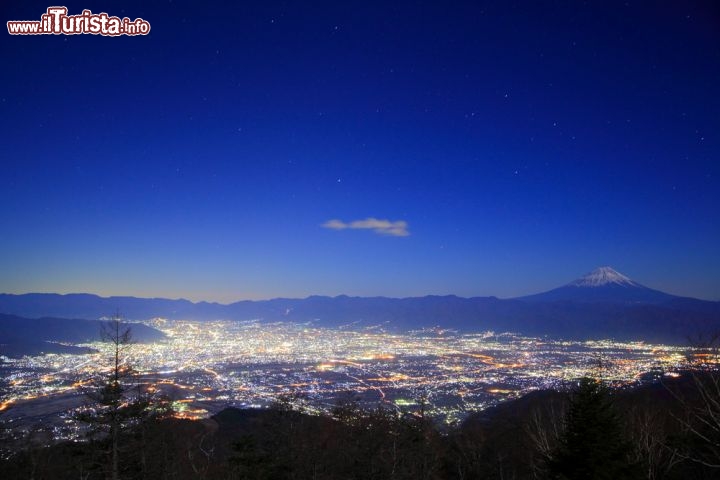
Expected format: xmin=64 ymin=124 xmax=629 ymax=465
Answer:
xmin=519 ymin=267 xmax=677 ymax=304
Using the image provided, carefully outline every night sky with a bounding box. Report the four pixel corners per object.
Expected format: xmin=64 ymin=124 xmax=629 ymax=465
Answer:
xmin=1 ymin=1 xmax=719 ymax=302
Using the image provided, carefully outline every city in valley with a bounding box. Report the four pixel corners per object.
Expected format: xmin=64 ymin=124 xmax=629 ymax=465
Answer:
xmin=0 ymin=319 xmax=692 ymax=443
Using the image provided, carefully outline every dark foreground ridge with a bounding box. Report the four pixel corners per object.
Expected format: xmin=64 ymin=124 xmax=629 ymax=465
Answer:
xmin=1 ymin=371 xmax=719 ymax=479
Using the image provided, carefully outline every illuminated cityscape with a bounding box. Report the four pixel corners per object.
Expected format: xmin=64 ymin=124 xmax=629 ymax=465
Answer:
xmin=1 ymin=0 xmax=719 ymax=477
xmin=0 ymin=319 xmax=691 ymax=443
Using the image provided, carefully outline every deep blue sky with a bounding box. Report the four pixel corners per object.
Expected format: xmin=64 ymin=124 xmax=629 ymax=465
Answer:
xmin=1 ymin=1 xmax=719 ymax=301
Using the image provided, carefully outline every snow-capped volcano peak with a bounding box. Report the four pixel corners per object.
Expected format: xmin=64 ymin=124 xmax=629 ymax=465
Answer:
xmin=568 ymin=267 xmax=639 ymax=288
xmin=519 ymin=266 xmax=675 ymax=303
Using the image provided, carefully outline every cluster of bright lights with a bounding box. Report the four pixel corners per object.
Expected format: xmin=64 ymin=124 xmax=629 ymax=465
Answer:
xmin=0 ymin=319 xmax=692 ymax=440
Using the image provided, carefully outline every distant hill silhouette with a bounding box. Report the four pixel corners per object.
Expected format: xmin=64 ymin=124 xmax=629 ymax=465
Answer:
xmin=0 ymin=313 xmax=165 ymax=357
xmin=1 ymin=268 xmax=718 ymax=343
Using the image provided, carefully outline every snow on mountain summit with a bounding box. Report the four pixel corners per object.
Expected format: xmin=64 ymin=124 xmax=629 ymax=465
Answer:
xmin=518 ymin=266 xmax=676 ymax=303
xmin=568 ymin=267 xmax=639 ymax=288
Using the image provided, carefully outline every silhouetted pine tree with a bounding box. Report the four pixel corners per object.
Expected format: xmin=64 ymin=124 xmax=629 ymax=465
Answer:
xmin=77 ymin=313 xmax=171 ymax=480
xmin=548 ymin=377 xmax=639 ymax=479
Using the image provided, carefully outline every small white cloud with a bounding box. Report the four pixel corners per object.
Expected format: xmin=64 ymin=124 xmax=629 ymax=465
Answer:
xmin=322 ymin=217 xmax=410 ymax=237
xmin=321 ymin=219 xmax=348 ymax=230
